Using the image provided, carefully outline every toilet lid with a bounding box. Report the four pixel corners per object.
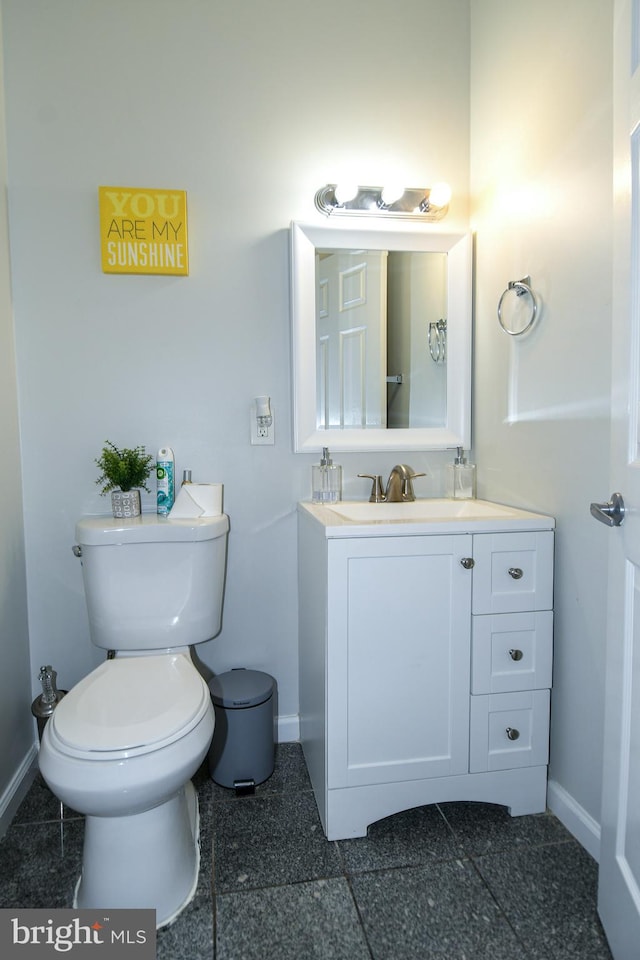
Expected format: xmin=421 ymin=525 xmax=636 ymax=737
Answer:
xmin=51 ymin=655 xmax=210 ymax=754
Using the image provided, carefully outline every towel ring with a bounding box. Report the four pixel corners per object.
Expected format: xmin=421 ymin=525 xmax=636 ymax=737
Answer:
xmin=428 ymin=318 xmax=447 ymax=363
xmin=497 ymin=276 xmax=538 ymax=336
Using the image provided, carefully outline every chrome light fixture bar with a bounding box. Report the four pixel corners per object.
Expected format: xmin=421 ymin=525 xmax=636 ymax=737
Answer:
xmin=314 ymin=183 xmax=451 ymax=221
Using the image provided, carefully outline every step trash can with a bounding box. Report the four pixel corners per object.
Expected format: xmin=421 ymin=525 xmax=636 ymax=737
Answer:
xmin=208 ymin=668 xmax=276 ymax=791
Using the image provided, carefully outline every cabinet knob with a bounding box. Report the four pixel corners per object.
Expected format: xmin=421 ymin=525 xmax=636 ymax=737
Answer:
xmin=509 ymin=648 xmax=524 ymax=661
xmin=508 ymin=567 xmax=524 ymax=580
xmin=505 ymin=727 xmax=520 ymax=741
xmin=460 ymin=557 xmax=475 ymax=569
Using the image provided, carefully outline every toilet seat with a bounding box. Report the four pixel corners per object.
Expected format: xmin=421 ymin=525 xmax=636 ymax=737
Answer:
xmin=49 ymin=655 xmax=211 ymax=760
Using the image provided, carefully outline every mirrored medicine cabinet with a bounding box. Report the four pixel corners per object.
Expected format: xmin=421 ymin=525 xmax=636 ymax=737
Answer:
xmin=290 ymin=221 xmax=472 ymax=453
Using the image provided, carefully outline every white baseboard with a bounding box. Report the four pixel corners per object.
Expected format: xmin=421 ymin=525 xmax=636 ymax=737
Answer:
xmin=547 ymin=778 xmax=601 ymax=862
xmin=0 ymin=744 xmax=39 ymax=839
xmin=277 ymin=713 xmax=300 ymax=743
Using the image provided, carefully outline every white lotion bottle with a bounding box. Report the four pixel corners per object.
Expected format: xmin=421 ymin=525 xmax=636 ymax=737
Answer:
xmin=446 ymin=447 xmax=476 ymax=499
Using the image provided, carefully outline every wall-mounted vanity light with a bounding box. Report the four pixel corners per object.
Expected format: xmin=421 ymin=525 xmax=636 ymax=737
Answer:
xmin=314 ymin=182 xmax=452 ymax=220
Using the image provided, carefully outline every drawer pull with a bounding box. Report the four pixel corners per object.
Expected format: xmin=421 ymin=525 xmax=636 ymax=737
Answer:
xmin=509 ymin=648 xmax=524 ymax=661
xmin=460 ymin=557 xmax=475 ymax=569
xmin=508 ymin=567 xmax=524 ymax=580
xmin=505 ymin=727 xmax=520 ymax=741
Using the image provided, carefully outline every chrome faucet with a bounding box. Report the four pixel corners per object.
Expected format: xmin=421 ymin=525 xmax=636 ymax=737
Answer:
xmin=359 ymin=464 xmax=426 ymax=502
xmin=384 ymin=464 xmax=426 ymax=502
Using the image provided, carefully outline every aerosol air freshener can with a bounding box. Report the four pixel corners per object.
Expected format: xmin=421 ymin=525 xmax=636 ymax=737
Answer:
xmin=157 ymin=447 xmax=175 ymax=516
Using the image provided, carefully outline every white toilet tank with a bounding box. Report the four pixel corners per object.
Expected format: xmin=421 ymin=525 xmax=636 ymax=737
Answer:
xmin=75 ymin=515 xmax=229 ymax=651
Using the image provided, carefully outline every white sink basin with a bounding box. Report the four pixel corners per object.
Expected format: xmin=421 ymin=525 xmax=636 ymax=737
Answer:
xmin=299 ymin=498 xmax=555 ymax=537
xmin=327 ymin=498 xmax=520 ymax=523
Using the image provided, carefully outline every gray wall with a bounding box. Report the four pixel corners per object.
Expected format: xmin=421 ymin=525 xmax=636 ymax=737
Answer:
xmin=0 ymin=5 xmax=36 ymax=834
xmin=470 ymin=0 xmax=613 ymax=854
xmin=0 ymin=0 xmax=614 ymax=860
xmin=0 ymin=0 xmax=469 ymax=743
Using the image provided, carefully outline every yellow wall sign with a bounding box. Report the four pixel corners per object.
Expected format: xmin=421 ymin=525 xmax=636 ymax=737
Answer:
xmin=98 ymin=186 xmax=189 ymax=276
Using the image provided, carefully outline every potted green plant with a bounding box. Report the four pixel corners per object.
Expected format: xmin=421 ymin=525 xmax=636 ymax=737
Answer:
xmin=95 ymin=440 xmax=154 ymax=518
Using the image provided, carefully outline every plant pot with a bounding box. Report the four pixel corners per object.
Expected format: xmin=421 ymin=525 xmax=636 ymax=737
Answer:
xmin=111 ymin=489 xmax=141 ymax=519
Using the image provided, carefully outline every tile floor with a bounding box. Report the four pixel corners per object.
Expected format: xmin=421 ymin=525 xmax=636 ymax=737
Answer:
xmin=0 ymin=743 xmax=614 ymax=960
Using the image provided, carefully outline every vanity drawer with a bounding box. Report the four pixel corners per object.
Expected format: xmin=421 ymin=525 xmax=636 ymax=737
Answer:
xmin=471 ymin=611 xmax=553 ymax=694
xmin=472 ymin=531 xmax=554 ymax=615
xmin=469 ymin=690 xmax=550 ymax=772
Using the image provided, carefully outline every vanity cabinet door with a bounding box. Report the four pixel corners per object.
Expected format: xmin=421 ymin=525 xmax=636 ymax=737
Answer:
xmin=472 ymin=531 xmax=554 ymax=615
xmin=326 ymin=534 xmax=472 ymax=789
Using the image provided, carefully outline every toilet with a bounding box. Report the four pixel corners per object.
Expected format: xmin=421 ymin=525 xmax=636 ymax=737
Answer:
xmin=38 ymin=512 xmax=228 ymax=927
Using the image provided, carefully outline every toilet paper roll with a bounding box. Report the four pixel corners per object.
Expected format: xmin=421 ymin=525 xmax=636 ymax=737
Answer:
xmin=168 ymin=483 xmax=223 ymax=518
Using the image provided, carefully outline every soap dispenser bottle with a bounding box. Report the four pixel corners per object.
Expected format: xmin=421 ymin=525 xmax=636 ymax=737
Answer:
xmin=446 ymin=447 xmax=476 ymax=500
xmin=312 ymin=447 xmax=342 ymax=504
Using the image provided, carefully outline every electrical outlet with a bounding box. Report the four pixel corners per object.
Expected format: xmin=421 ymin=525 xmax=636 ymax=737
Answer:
xmin=251 ymin=409 xmax=275 ymax=445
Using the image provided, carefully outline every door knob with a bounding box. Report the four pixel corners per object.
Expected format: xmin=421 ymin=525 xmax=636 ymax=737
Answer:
xmin=590 ymin=492 xmax=625 ymax=527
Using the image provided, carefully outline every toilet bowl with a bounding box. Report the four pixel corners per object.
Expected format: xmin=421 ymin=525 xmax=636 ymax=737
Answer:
xmin=38 ymin=514 xmax=228 ymax=927
xmin=39 ymin=653 xmax=215 ymax=925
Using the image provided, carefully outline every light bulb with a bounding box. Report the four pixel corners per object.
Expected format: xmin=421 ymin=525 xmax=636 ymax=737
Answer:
xmin=334 ymin=183 xmax=359 ymax=206
xmin=380 ymin=184 xmax=405 ymax=207
xmin=428 ymin=182 xmax=452 ymax=208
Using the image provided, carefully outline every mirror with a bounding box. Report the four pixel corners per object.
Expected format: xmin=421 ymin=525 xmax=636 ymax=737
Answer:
xmin=291 ymin=221 xmax=472 ymax=452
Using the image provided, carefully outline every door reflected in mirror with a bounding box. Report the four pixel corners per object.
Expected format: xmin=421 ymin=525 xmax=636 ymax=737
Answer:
xmin=316 ymin=248 xmax=448 ymax=431
xmin=291 ymin=222 xmax=471 ymax=453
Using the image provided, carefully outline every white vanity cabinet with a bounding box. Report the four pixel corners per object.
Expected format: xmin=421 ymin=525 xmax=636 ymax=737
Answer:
xmin=297 ymin=501 xmax=555 ymax=840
